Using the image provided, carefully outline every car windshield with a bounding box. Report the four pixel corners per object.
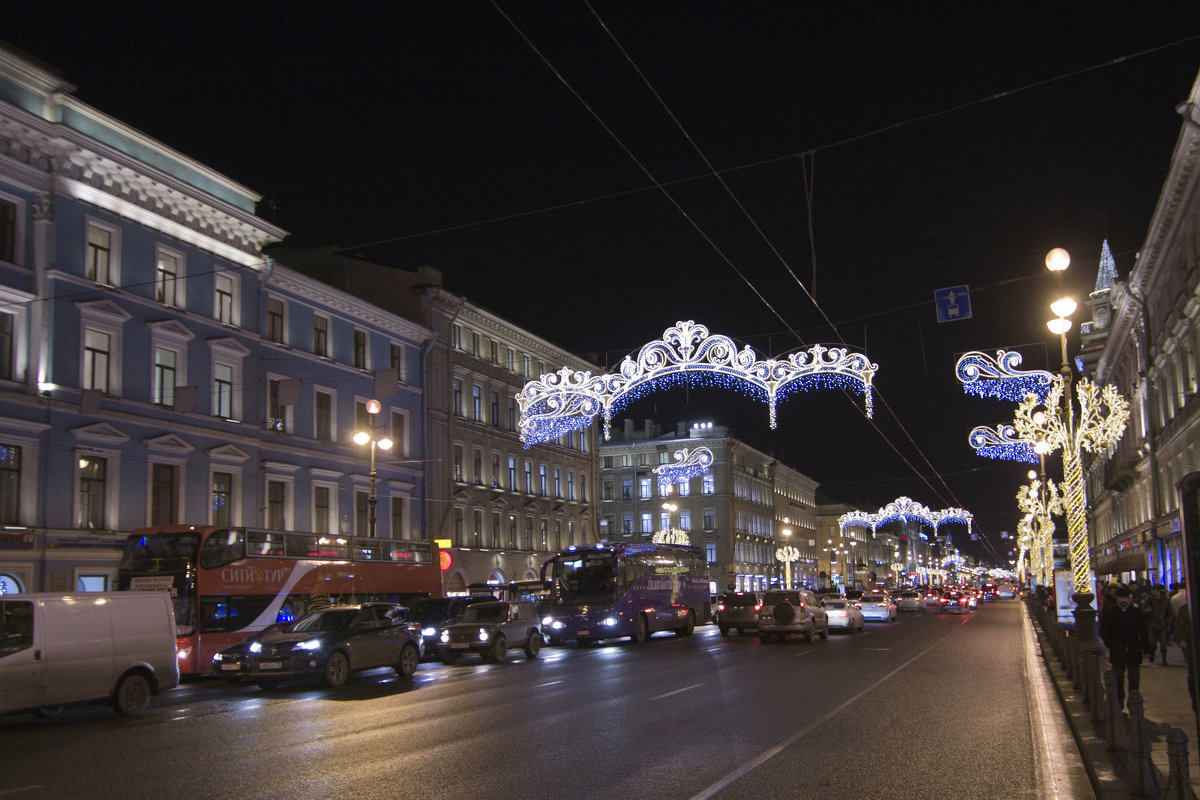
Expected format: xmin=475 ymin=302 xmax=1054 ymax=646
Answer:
xmin=461 ymin=604 xmax=507 ymax=623
xmin=763 ymin=592 xmax=798 ymax=605
xmin=290 ymin=609 xmax=357 ymax=632
xmin=824 ymin=601 xmax=847 ymax=609
xmin=724 ymin=594 xmax=757 ymax=607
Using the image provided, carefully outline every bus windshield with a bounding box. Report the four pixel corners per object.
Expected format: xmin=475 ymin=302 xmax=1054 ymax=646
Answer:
xmin=121 ymin=531 xmax=200 ymax=572
xmin=552 ymin=552 xmax=616 ymax=603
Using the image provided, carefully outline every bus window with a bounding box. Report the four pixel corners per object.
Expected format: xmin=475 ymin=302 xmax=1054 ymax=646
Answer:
xmin=199 ymin=528 xmax=245 ymax=569
xmin=355 ymin=540 xmax=384 ymax=561
xmin=246 ymin=530 xmax=286 ymax=557
xmin=285 ymin=534 xmax=319 ymax=558
xmin=199 ymin=595 xmax=274 ymax=633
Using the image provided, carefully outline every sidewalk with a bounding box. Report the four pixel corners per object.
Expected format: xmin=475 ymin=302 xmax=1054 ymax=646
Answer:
xmin=1137 ymin=641 xmax=1199 ymax=795
xmin=1029 ymin=603 xmax=1200 ymax=799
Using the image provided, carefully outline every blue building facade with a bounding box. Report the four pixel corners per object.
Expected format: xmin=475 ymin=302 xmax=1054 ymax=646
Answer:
xmin=0 ymin=46 xmax=429 ymax=594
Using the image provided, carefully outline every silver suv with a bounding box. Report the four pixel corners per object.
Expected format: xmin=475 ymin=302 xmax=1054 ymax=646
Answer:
xmin=757 ymin=590 xmax=828 ymax=643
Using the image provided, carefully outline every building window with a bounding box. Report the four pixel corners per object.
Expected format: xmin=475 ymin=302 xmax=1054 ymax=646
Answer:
xmin=471 ymin=331 xmax=481 ymax=357
xmin=86 ymin=223 xmax=112 ymax=283
xmin=313 ymin=315 xmax=329 ymax=357
xmin=150 ymin=464 xmax=176 ymax=525
xmin=452 ymin=324 xmax=463 ymax=350
xmin=211 ymin=472 xmax=232 ymax=525
xmin=313 ymin=486 xmax=330 ymax=535
xmin=603 ymin=481 xmax=613 ymax=501
xmin=580 ymin=473 xmax=587 ymax=502
xmin=508 ymin=397 xmax=517 ymax=431
xmin=553 ymin=468 xmax=562 ymax=498
xmin=353 ymin=329 xmax=367 ymax=369
xmin=539 ymin=464 xmax=547 ymax=496
xmin=391 ymin=410 xmax=408 ymax=457
xmin=267 ymin=297 xmax=285 ymax=344
xmin=491 ymin=453 xmax=501 ymax=488
xmin=213 ymin=362 xmax=233 ymax=418
xmin=703 ymin=474 xmax=715 ymax=494
xmin=621 ymin=479 xmax=633 ymax=500
xmin=472 ymin=384 xmax=482 ymax=421
xmin=641 ymin=513 xmax=652 ymax=534
xmin=454 ymin=507 xmax=464 ymax=547
xmin=78 ymin=456 xmax=106 ymax=529
xmin=0 ymin=443 xmax=19 ymax=525
xmin=153 ymin=347 xmax=177 ymax=407
xmin=83 ymin=328 xmax=114 ymax=392
xmin=267 ymin=480 xmax=287 ymax=530
xmin=622 ymin=514 xmax=633 ymax=535
xmin=76 ymin=574 xmax=110 ymax=592
xmin=453 ymin=445 xmax=464 ymax=482
xmin=490 ymin=391 xmax=500 ymax=427
xmin=524 ymin=461 xmax=533 ymax=494
xmin=659 ymin=511 xmax=670 ymax=530
xmin=0 ymin=199 xmax=15 ymax=262
xmin=0 ymin=313 xmax=11 ymax=382
xmin=567 ymin=471 xmax=575 ymax=501
xmin=491 ymin=511 xmax=502 ymax=548
xmin=315 ymin=390 xmax=333 ymax=441
xmin=390 ymin=343 xmax=404 ymax=376
xmin=472 ymin=449 xmax=483 ymax=484
xmin=680 ymin=510 xmax=691 ymax=531
xmin=268 ymin=379 xmax=286 ymax=432
xmin=640 ymin=478 xmax=652 ymax=499
xmin=677 ymin=480 xmax=690 ymax=497
xmin=452 ymin=379 xmax=463 ymax=417
xmin=214 ymin=272 xmax=235 ymax=324
xmin=156 ymin=250 xmax=181 ymax=307
xmin=508 ymin=457 xmax=517 ymax=490
xmin=391 ymin=497 xmax=404 ymax=539
xmin=703 ymin=509 xmax=715 ymax=530
xmin=705 ymin=541 xmax=717 ymax=564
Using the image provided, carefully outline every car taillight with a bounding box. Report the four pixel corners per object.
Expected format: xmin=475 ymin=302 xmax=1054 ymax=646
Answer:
xmin=717 ymin=604 xmax=726 ymax=612
xmin=755 ymin=603 xmax=763 ymax=612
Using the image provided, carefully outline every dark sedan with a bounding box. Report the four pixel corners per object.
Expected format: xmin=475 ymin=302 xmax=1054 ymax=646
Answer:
xmin=243 ymin=602 xmax=422 ymax=689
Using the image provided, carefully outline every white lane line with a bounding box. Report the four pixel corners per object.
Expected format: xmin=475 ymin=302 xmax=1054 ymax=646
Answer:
xmin=690 ymin=624 xmax=964 ymax=800
xmin=795 ymin=649 xmax=817 ymax=657
xmin=0 ymin=788 xmax=43 ymax=797
xmin=535 ymin=680 xmax=563 ymax=688
xmin=652 ymin=683 xmax=704 ymax=700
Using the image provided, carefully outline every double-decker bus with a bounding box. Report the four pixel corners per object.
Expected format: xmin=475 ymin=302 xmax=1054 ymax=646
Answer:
xmin=117 ymin=525 xmax=442 ymax=676
xmin=538 ymin=541 xmax=709 ymax=646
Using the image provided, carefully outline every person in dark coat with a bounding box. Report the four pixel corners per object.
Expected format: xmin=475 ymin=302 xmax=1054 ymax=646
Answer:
xmin=1099 ymin=584 xmax=1152 ymax=709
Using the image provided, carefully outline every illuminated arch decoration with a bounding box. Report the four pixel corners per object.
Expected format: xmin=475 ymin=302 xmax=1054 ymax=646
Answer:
xmin=969 ymin=423 xmax=1037 ymax=463
xmin=837 ymin=496 xmax=973 ymax=538
xmin=653 ymin=447 xmax=713 ymax=493
xmin=518 ymin=320 xmax=877 ymax=446
xmin=955 ymin=350 xmax=1054 ymax=404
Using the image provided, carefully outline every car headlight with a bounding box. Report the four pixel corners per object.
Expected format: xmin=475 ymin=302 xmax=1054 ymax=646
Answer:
xmin=551 ymin=620 xmax=565 ymax=631
xmin=422 ymin=626 xmax=437 ymax=637
xmin=440 ymin=629 xmax=450 ymax=643
xmin=542 ymin=616 xmax=553 ymax=626
xmin=295 ymin=638 xmax=324 ymax=651
xmin=248 ymin=642 xmax=262 ymax=654
xmin=602 ymin=617 xmax=618 ymax=627
xmin=478 ymin=628 xmax=491 ymax=642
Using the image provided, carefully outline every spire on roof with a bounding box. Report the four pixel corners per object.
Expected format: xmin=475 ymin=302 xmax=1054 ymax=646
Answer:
xmin=1094 ymin=240 xmax=1118 ymax=294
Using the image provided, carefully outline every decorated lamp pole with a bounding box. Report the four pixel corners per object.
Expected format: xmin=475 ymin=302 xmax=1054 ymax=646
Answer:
xmin=1015 ymin=469 xmax=1062 ymax=587
xmin=776 ymin=544 xmax=800 ymax=590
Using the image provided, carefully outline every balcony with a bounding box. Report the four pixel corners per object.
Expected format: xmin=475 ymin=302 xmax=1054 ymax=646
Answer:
xmin=1103 ymin=454 xmax=1138 ymax=493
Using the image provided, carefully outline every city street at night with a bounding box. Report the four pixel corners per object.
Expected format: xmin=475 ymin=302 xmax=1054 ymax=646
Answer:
xmin=0 ymin=602 xmax=1090 ymax=800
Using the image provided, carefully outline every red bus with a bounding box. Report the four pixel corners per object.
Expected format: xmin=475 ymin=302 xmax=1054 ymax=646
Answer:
xmin=117 ymin=525 xmax=442 ymax=676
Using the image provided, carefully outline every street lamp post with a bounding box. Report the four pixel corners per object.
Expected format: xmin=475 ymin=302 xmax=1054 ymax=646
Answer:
xmin=352 ymin=399 xmax=393 ymax=537
xmin=775 ymin=528 xmax=797 ymax=590
xmin=1013 ymin=249 xmax=1129 ymax=643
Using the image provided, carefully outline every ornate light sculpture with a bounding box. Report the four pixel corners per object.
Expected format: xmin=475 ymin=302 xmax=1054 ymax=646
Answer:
xmin=776 ymin=545 xmax=800 ymax=589
xmin=1015 ymin=475 xmax=1062 ymax=587
xmin=651 ymin=529 xmax=692 ymax=545
xmin=653 ymin=447 xmax=713 ymax=494
xmin=837 ymin=496 xmax=973 ymax=537
xmin=1013 ymin=377 xmax=1128 ymax=597
xmin=518 ymin=320 xmax=878 ymax=446
xmin=955 ymin=350 xmax=1055 ymax=404
xmin=968 ymin=423 xmax=1037 ymax=463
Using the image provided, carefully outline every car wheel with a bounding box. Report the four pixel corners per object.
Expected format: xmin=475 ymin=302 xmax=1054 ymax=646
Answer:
xmin=256 ymin=679 xmax=283 ymax=690
xmin=631 ymin=613 xmax=648 ymax=644
xmin=396 ymin=643 xmax=420 ymax=678
xmin=490 ymin=634 xmax=507 ymax=663
xmin=818 ymin=621 xmax=828 ymax=640
xmin=677 ymin=611 xmax=695 ymax=637
xmin=322 ymin=651 xmax=350 ymax=687
xmin=524 ymin=631 xmax=542 ymax=659
xmin=441 ymin=651 xmax=458 ymax=665
xmin=719 ymin=625 xmax=729 ymax=636
xmin=112 ymin=673 xmax=152 ymax=716
xmin=802 ymin=622 xmax=814 ymax=643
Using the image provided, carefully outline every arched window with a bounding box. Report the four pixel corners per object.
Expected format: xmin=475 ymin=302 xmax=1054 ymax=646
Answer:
xmin=0 ymin=573 xmax=23 ymax=594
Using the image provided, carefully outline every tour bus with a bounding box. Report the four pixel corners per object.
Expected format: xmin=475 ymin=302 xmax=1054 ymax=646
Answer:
xmin=539 ymin=541 xmax=710 ymax=645
xmin=117 ymin=525 xmax=442 ymax=676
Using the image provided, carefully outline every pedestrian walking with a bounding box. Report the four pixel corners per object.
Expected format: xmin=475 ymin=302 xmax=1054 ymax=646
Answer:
xmin=1145 ymin=584 xmax=1173 ymax=666
xmin=1099 ymin=584 xmax=1152 ymax=710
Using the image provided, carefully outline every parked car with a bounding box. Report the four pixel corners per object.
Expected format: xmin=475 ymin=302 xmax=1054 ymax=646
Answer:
xmin=940 ymin=590 xmax=971 ymax=614
xmin=757 ymin=590 xmax=828 ymax=643
xmin=439 ymin=601 xmax=543 ymax=663
xmin=715 ymin=591 xmax=760 ymax=636
xmin=243 ymin=602 xmax=422 ymax=689
xmin=858 ymin=594 xmax=898 ymax=623
xmin=0 ymin=591 xmax=179 ymax=717
xmin=896 ymin=590 xmax=924 ymax=612
xmin=409 ymin=595 xmax=498 ymax=659
xmin=822 ymin=599 xmax=864 ymax=633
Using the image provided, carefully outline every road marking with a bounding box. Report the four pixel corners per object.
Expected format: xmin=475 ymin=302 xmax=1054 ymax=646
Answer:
xmin=652 ymin=683 xmax=704 ymax=700
xmin=0 ymin=788 xmax=43 ymax=797
xmin=690 ymin=624 xmax=965 ymax=800
xmin=535 ymin=680 xmax=563 ymax=688
xmin=861 ymin=648 xmax=892 ymax=651
xmin=795 ymin=649 xmax=816 ymax=657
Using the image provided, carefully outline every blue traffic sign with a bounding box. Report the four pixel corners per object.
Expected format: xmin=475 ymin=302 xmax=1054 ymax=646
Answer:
xmin=934 ymin=285 xmax=972 ymax=323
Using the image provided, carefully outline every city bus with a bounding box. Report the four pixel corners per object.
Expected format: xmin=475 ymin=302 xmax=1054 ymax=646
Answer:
xmin=538 ymin=541 xmax=710 ymax=645
xmin=117 ymin=525 xmax=442 ymax=676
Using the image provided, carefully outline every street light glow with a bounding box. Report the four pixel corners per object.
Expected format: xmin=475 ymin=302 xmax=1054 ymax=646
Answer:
xmin=1046 ymin=317 xmax=1072 ymax=335
xmin=1050 ymin=297 xmax=1077 ymax=318
xmin=1045 ymin=247 xmax=1070 ymax=272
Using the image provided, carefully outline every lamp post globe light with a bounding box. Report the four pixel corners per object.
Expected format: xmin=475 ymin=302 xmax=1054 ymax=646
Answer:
xmin=775 ymin=528 xmax=798 ymax=590
xmin=1013 ymin=249 xmax=1130 ymax=642
xmin=352 ymin=399 xmax=392 ymax=537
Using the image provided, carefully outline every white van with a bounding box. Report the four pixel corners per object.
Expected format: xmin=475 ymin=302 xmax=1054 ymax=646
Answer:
xmin=0 ymin=592 xmax=179 ymax=717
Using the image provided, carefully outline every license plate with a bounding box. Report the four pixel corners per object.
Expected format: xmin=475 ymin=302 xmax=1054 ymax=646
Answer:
xmin=576 ymin=629 xmax=589 ymax=636
xmin=220 ymin=663 xmax=242 ymax=671
xmin=448 ymin=643 xmax=468 ymax=650
xmin=257 ymin=661 xmax=282 ymax=670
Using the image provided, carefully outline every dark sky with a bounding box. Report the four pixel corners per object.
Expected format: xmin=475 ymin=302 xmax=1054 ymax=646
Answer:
xmin=8 ymin=2 xmax=1200 ymax=564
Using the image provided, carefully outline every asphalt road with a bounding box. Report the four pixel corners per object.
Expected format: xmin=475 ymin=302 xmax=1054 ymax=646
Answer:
xmin=0 ymin=601 xmax=1085 ymax=800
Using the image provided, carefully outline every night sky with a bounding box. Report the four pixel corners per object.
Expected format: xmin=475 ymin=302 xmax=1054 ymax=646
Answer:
xmin=8 ymin=3 xmax=1200 ymax=564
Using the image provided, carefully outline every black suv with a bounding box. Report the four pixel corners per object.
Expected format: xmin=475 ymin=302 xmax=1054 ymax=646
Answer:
xmin=715 ymin=591 xmax=760 ymax=636
xmin=757 ymin=589 xmax=829 ymax=642
xmin=243 ymin=602 xmax=422 ymax=689
xmin=409 ymin=595 xmax=498 ymax=659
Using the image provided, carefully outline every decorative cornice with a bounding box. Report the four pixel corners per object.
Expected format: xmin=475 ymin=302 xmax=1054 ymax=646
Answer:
xmin=268 ymin=267 xmax=430 ymax=342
